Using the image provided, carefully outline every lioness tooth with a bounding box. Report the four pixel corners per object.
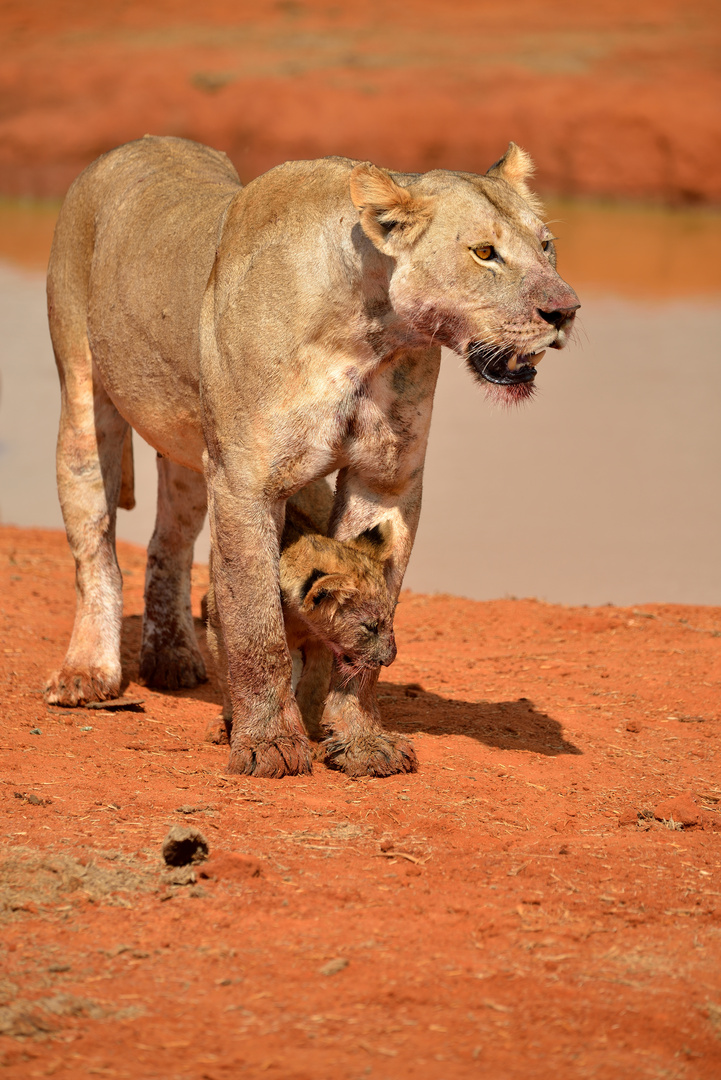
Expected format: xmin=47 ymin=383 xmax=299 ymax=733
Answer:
xmin=507 ymin=355 xmax=518 ymax=372
xmin=531 ymin=350 xmax=546 ymax=367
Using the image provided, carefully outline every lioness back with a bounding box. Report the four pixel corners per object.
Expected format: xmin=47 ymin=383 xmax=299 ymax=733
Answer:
xmin=48 ymin=136 xmax=242 ymax=474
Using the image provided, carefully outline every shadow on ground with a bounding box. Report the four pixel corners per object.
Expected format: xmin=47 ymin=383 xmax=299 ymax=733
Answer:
xmin=120 ymin=617 xmax=580 ymax=756
xmin=378 ymin=682 xmax=582 ymax=757
xmin=120 ymin=614 xmax=219 ymax=706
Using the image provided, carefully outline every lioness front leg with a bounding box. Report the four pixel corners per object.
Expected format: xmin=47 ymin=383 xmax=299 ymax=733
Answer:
xmin=322 ymin=666 xmax=417 ymax=776
xmin=205 ymin=461 xmax=312 ymax=778
xmin=319 ymin=471 xmax=421 ymax=776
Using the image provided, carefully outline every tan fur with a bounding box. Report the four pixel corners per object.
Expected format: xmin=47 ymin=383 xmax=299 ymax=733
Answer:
xmin=486 ymin=142 xmax=544 ymax=215
xmin=46 ymin=135 xmax=579 ymax=778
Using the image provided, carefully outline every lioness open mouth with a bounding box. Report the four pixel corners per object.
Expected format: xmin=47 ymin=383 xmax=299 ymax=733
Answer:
xmin=466 ymin=344 xmax=546 ymax=386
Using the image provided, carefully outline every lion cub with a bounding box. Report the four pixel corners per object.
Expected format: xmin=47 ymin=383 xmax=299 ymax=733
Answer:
xmin=281 ymin=505 xmax=396 ymax=738
xmin=279 ymin=486 xmax=396 ymax=740
xmin=206 ymin=479 xmax=396 ymax=743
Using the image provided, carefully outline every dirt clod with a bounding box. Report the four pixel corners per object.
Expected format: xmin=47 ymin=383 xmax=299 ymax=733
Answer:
xmin=654 ymin=793 xmax=703 ymax=828
xmin=161 ymin=826 xmax=209 ymax=867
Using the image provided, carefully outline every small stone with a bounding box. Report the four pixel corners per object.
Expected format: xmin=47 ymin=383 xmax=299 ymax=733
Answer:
xmin=379 ymin=839 xmax=394 ymax=852
xmin=29 ymin=728 xmax=42 ymax=735
xmin=654 ymin=793 xmax=702 ymax=828
xmin=27 ymin=793 xmax=43 ymax=805
xmin=319 ymin=957 xmax=348 ymax=977
xmin=625 ymin=721 xmax=641 ymax=733
xmin=618 ymin=808 xmax=639 ymax=827
xmin=161 ymin=826 xmax=209 ymax=867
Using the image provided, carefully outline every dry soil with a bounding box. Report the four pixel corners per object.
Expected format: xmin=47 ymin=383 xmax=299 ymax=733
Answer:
xmin=1 ymin=525 xmax=720 ymax=1078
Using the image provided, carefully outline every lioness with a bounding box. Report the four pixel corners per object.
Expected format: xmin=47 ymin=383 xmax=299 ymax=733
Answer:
xmin=46 ymin=135 xmax=578 ymax=778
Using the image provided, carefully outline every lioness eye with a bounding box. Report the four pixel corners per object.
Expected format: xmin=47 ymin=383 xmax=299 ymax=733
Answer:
xmin=471 ymin=245 xmax=495 ymax=262
xmin=541 ymin=239 xmax=550 ymax=251
xmin=362 ymin=621 xmax=379 ymax=634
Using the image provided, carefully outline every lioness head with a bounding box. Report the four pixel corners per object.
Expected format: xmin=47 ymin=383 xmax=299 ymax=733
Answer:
xmin=280 ymin=522 xmax=396 ymax=682
xmin=350 ymin=143 xmax=579 ymax=402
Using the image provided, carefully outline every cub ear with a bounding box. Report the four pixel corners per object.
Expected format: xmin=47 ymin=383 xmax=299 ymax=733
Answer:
xmin=301 ymin=572 xmax=358 ymax=613
xmin=486 ymin=142 xmax=543 ymax=214
xmin=349 ymin=519 xmax=394 ymax=562
xmin=350 ymin=163 xmax=433 ymax=252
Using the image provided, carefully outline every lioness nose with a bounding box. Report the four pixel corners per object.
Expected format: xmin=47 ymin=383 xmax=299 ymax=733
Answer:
xmin=537 ymin=303 xmax=579 ymax=328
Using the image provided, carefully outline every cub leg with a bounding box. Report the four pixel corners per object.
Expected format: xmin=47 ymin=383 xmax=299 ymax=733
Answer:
xmin=295 ymin=640 xmax=334 ymax=742
xmin=139 ymin=458 xmax=208 ymax=690
xmin=45 ymin=362 xmax=128 ymax=706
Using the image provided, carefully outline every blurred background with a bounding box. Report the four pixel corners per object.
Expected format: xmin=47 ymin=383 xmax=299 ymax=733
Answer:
xmin=1 ymin=0 xmax=720 ymax=605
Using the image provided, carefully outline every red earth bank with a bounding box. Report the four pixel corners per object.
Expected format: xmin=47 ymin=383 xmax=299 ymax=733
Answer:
xmin=0 ymin=0 xmax=720 ymax=203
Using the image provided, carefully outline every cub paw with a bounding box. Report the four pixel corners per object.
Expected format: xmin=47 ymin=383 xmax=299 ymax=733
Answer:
xmin=321 ymin=731 xmax=418 ymax=777
xmin=44 ymin=666 xmax=121 ymax=707
xmin=139 ymin=646 xmax=207 ymax=691
xmin=226 ymin=735 xmax=313 ymax=778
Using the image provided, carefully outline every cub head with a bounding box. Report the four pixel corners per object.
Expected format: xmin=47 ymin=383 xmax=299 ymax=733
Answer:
xmin=279 ymin=521 xmax=397 ymax=682
xmin=349 ymin=143 xmax=580 ymax=403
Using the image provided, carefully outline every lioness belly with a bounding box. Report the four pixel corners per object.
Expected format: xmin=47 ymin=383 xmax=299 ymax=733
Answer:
xmin=82 ymin=137 xmax=242 ymax=471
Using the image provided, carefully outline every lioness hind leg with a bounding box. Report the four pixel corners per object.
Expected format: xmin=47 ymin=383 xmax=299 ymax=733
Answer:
xmin=139 ymin=458 xmax=208 ymax=690
xmin=45 ymin=365 xmax=127 ymax=706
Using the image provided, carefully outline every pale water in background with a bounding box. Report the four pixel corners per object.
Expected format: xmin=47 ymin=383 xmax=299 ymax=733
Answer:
xmin=1 ymin=201 xmax=720 ymax=606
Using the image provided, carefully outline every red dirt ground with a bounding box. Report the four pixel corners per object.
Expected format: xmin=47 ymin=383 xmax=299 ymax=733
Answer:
xmin=2 ymin=524 xmax=721 ymax=1078
xmin=1 ymin=0 xmax=720 ymax=203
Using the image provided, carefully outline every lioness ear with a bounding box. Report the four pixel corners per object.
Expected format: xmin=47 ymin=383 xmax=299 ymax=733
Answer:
xmin=302 ymin=572 xmax=358 ymax=613
xmin=486 ymin=142 xmax=543 ymax=214
xmin=350 ymin=163 xmax=433 ymax=252
xmin=349 ymin=520 xmax=394 ymax=562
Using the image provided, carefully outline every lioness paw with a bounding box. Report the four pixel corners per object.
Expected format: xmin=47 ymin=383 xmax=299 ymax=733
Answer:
xmin=321 ymin=732 xmax=418 ymax=778
xmin=226 ymin=735 xmax=313 ymax=778
xmin=44 ymin=665 xmax=121 ymax=707
xmin=138 ymin=646 xmax=207 ymax=691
